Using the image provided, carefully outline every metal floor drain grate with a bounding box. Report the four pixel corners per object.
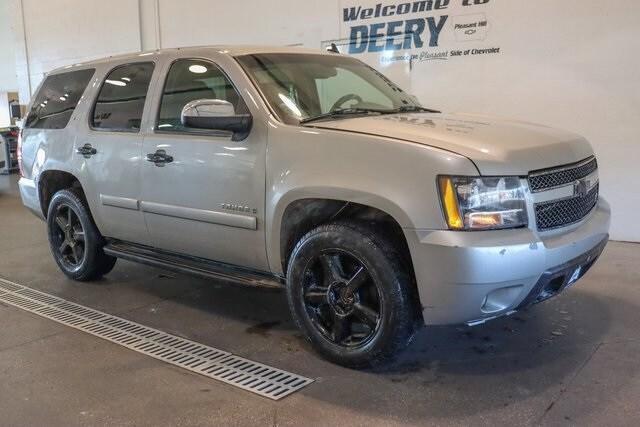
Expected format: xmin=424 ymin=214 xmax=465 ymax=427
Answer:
xmin=0 ymin=278 xmax=313 ymax=400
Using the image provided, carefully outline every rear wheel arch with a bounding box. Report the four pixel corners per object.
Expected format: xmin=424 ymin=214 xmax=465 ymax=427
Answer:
xmin=38 ymin=170 xmax=86 ymax=218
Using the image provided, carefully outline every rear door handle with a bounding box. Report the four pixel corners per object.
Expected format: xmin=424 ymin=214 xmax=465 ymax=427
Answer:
xmin=76 ymin=143 xmax=97 ymax=157
xmin=146 ymin=149 xmax=174 ymax=166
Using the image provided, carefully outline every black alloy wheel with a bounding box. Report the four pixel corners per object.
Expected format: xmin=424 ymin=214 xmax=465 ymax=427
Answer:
xmin=51 ymin=203 xmax=86 ymax=271
xmin=286 ymin=222 xmax=417 ymax=368
xmin=301 ymin=250 xmax=382 ymax=348
xmin=47 ymin=189 xmax=117 ymax=281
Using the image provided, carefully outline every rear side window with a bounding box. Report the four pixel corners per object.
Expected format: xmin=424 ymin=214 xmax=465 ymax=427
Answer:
xmin=25 ymin=69 xmax=95 ymax=129
xmin=91 ymin=62 xmax=155 ymax=131
xmin=157 ymin=59 xmax=246 ymax=132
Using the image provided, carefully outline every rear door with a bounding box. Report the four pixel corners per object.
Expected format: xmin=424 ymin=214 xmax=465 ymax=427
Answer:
xmin=79 ymin=62 xmax=157 ymax=245
xmin=140 ymin=57 xmax=268 ymax=270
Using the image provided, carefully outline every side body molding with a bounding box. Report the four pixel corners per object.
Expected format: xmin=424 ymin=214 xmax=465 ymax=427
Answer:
xmin=99 ymin=195 xmax=257 ymax=230
xmin=100 ymin=194 xmax=139 ymax=211
xmin=140 ymin=201 xmax=257 ymax=230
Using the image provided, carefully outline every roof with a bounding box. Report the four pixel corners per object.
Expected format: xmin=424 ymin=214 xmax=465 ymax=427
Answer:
xmin=49 ymin=45 xmax=331 ymax=74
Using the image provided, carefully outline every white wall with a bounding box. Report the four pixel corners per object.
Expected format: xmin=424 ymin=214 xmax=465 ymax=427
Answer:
xmin=0 ymin=0 xmax=18 ymax=122
xmin=19 ymin=0 xmax=141 ymax=96
xmin=159 ymin=0 xmax=340 ymax=49
xmin=0 ymin=92 xmax=10 ymax=126
xmin=4 ymin=0 xmax=639 ymax=242
xmin=0 ymin=0 xmax=18 ymax=91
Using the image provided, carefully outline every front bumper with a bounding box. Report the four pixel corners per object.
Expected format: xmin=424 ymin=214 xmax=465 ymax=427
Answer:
xmin=405 ymin=197 xmax=611 ymax=326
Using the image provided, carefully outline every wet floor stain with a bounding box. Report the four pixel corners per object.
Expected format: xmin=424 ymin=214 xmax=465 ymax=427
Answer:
xmin=245 ymin=320 xmax=282 ymax=337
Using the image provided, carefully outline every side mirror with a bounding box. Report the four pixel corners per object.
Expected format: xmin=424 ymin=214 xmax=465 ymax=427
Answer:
xmin=180 ymin=99 xmax=252 ymax=141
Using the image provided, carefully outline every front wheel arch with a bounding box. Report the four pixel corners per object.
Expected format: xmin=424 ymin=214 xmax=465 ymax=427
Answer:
xmin=272 ymin=190 xmax=414 ymax=275
xmin=277 ymin=198 xmax=423 ymax=326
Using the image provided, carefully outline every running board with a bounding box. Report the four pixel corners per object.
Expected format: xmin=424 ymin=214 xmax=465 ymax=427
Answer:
xmin=103 ymin=241 xmax=284 ymax=289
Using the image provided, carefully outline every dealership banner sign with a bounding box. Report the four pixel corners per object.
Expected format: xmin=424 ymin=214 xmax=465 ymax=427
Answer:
xmin=335 ymin=0 xmax=501 ymax=64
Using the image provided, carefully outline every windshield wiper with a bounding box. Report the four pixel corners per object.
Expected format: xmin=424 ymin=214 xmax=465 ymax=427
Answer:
xmin=299 ymin=105 xmax=440 ymax=125
xmin=390 ymin=105 xmax=441 ymax=114
xmin=299 ymin=108 xmax=389 ymax=124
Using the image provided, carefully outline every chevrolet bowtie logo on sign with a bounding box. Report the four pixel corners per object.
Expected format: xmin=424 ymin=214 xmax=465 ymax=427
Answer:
xmin=452 ymin=13 xmax=488 ymax=41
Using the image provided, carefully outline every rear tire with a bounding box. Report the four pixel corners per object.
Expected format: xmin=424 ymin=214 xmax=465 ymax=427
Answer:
xmin=286 ymin=222 xmax=417 ymax=368
xmin=46 ymin=189 xmax=116 ymax=281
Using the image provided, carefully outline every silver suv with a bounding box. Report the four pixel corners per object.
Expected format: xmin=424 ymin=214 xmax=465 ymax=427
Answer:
xmin=18 ymin=46 xmax=610 ymax=367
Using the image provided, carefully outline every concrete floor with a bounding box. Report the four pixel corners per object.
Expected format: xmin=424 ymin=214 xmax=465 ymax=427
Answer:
xmin=0 ymin=174 xmax=639 ymax=427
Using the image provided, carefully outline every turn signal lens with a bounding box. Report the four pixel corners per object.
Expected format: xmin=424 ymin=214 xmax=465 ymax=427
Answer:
xmin=438 ymin=176 xmax=464 ymax=230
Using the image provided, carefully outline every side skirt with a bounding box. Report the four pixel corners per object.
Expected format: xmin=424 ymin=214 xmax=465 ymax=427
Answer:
xmin=103 ymin=240 xmax=284 ymax=289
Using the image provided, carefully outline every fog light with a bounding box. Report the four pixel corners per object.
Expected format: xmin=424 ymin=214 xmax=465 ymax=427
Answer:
xmin=481 ymin=285 xmax=524 ymax=314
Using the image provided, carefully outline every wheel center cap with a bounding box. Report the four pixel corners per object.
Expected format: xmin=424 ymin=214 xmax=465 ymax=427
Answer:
xmin=327 ymin=282 xmax=355 ymax=316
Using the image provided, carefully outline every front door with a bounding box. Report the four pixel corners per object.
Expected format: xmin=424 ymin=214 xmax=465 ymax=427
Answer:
xmin=80 ymin=62 xmax=156 ymax=246
xmin=140 ymin=58 xmax=268 ymax=271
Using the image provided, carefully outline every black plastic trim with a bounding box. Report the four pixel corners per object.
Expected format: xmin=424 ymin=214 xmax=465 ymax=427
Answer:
xmin=104 ymin=240 xmax=284 ymax=289
xmin=516 ymin=235 xmax=608 ymax=310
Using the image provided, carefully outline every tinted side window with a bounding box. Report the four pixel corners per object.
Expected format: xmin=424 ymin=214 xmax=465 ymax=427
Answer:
xmin=157 ymin=59 xmax=246 ymax=132
xmin=25 ymin=69 xmax=95 ymax=129
xmin=92 ymin=62 xmax=155 ymax=131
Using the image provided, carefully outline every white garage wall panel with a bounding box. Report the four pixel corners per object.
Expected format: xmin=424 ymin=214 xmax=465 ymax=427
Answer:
xmin=20 ymin=0 xmax=142 ymax=91
xmin=157 ymin=0 xmax=340 ymax=48
xmin=5 ymin=0 xmax=639 ymax=242
xmin=0 ymin=0 xmax=18 ymax=92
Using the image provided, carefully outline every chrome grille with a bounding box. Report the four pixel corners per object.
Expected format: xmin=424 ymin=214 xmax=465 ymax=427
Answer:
xmin=535 ymin=184 xmax=599 ymax=230
xmin=528 ymin=157 xmax=597 ymax=192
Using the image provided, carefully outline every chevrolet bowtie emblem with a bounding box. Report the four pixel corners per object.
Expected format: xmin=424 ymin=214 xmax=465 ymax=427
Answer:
xmin=574 ymin=174 xmax=597 ymax=197
xmin=574 ymin=179 xmax=588 ymax=197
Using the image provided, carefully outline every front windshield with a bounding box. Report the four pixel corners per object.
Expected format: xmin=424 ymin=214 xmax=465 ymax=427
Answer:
xmin=236 ymin=53 xmax=421 ymax=125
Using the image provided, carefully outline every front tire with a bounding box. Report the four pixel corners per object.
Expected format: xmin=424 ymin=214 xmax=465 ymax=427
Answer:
xmin=286 ymin=222 xmax=417 ymax=368
xmin=47 ymin=189 xmax=116 ymax=281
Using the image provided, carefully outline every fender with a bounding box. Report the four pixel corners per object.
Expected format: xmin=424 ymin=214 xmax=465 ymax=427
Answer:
xmin=266 ymin=186 xmax=413 ymax=275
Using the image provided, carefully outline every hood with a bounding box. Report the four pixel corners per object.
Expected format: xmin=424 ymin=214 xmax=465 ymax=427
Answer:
xmin=308 ymin=112 xmax=594 ymax=176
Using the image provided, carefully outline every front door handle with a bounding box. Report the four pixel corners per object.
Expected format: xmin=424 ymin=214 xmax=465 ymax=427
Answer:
xmin=76 ymin=143 xmax=97 ymax=158
xmin=146 ymin=149 xmax=174 ymax=166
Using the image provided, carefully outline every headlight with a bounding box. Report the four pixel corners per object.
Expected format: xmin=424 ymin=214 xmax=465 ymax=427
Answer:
xmin=438 ymin=176 xmax=528 ymax=230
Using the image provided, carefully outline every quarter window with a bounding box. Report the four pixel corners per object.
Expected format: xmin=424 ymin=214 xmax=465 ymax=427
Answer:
xmin=92 ymin=62 xmax=155 ymax=131
xmin=25 ymin=69 xmax=95 ymax=129
xmin=157 ymin=59 xmax=246 ymax=132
